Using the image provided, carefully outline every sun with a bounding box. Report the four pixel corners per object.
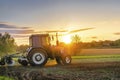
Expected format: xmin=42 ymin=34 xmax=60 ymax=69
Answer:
xmin=62 ymin=35 xmax=71 ymax=44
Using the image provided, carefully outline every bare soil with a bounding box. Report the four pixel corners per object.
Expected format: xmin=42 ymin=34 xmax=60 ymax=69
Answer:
xmin=0 ymin=61 xmax=120 ymax=80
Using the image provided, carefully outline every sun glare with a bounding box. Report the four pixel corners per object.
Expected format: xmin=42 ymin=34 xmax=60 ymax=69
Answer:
xmin=62 ymin=35 xmax=71 ymax=44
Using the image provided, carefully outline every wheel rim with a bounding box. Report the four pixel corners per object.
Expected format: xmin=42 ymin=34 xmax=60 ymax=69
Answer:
xmin=32 ymin=53 xmax=45 ymax=64
xmin=65 ymin=57 xmax=71 ymax=63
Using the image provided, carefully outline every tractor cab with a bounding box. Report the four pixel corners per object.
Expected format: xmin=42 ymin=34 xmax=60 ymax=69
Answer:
xmin=29 ymin=34 xmax=51 ymax=48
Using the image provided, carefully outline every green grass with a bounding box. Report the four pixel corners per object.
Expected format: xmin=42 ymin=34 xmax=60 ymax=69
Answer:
xmin=72 ymin=55 xmax=120 ymax=59
xmin=0 ymin=76 xmax=14 ymax=80
xmin=72 ymin=54 xmax=120 ymax=63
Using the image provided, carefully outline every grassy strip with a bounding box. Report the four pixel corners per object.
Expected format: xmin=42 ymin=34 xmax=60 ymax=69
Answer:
xmin=0 ymin=76 xmax=14 ymax=80
xmin=72 ymin=55 xmax=120 ymax=59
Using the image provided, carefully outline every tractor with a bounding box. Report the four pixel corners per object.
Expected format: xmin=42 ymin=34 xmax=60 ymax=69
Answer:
xmin=18 ymin=33 xmax=72 ymax=66
xmin=16 ymin=28 xmax=94 ymax=66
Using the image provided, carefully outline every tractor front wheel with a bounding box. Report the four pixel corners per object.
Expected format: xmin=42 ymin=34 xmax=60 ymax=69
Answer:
xmin=62 ymin=55 xmax=72 ymax=65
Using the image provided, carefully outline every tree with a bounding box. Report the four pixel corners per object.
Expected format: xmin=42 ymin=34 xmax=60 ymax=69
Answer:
xmin=71 ymin=35 xmax=81 ymax=56
xmin=113 ymin=39 xmax=120 ymax=47
xmin=16 ymin=45 xmax=29 ymax=53
xmin=71 ymin=35 xmax=81 ymax=44
xmin=0 ymin=32 xmax=16 ymax=56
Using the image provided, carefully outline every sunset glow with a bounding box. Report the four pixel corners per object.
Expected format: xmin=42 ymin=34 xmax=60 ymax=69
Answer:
xmin=0 ymin=0 xmax=120 ymax=45
xmin=62 ymin=35 xmax=72 ymax=44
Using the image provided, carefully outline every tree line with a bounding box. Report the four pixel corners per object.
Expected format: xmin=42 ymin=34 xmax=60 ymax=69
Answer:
xmin=74 ymin=39 xmax=120 ymax=49
xmin=70 ymin=35 xmax=120 ymax=49
xmin=65 ymin=35 xmax=120 ymax=55
xmin=0 ymin=33 xmax=120 ymax=56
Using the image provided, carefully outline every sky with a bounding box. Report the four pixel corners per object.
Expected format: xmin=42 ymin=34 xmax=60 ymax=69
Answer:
xmin=0 ymin=0 xmax=120 ymax=45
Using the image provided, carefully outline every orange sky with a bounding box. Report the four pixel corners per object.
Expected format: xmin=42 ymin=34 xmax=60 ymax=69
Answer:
xmin=0 ymin=0 xmax=120 ymax=45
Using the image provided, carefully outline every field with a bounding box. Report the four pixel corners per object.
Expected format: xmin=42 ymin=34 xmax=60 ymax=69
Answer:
xmin=0 ymin=49 xmax=120 ymax=80
xmin=75 ymin=49 xmax=120 ymax=56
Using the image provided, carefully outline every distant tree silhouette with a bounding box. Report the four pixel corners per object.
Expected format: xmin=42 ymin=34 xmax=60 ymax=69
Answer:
xmin=71 ymin=35 xmax=81 ymax=55
xmin=16 ymin=45 xmax=29 ymax=53
xmin=71 ymin=35 xmax=81 ymax=44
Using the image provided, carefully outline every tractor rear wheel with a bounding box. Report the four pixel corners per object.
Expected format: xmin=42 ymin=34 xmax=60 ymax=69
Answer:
xmin=28 ymin=49 xmax=48 ymax=66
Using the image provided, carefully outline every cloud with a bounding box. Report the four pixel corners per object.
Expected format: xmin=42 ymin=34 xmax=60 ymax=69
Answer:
xmin=68 ymin=27 xmax=95 ymax=34
xmin=0 ymin=22 xmax=35 ymax=34
xmin=0 ymin=23 xmax=16 ymax=28
xmin=0 ymin=23 xmax=29 ymax=29
xmin=12 ymin=34 xmax=30 ymax=38
xmin=91 ymin=36 xmax=97 ymax=39
xmin=114 ymin=32 xmax=120 ymax=35
xmin=0 ymin=29 xmax=35 ymax=34
xmin=17 ymin=29 xmax=35 ymax=34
